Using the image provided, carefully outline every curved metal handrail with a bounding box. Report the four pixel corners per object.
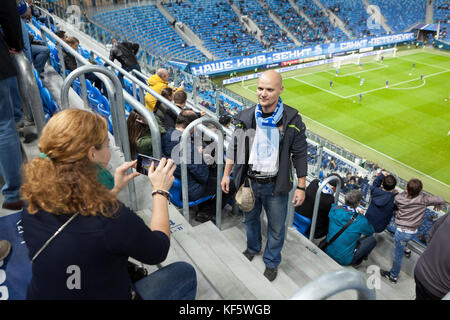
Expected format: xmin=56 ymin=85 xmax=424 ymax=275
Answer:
xmin=290 ymin=269 xmax=376 ymax=300
xmin=12 ymin=52 xmax=46 ymax=136
xmin=38 ymin=25 xmax=162 ymax=159
xmin=309 ymin=175 xmax=342 ymax=241
xmin=60 ymin=65 xmax=137 ymax=211
xmin=180 ymin=118 xmax=225 ymax=229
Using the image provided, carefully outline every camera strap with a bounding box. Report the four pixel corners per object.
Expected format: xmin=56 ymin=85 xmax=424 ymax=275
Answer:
xmin=31 ymin=212 xmax=80 ymax=263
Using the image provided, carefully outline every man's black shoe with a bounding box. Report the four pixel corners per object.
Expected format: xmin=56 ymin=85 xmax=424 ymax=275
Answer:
xmin=380 ymin=269 xmax=397 ymax=284
xmin=242 ymin=249 xmax=256 ymax=261
xmin=264 ymin=266 xmax=278 ymax=282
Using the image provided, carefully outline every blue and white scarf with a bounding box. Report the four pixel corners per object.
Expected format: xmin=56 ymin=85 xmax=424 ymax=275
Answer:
xmin=248 ymin=98 xmax=284 ymax=174
xmin=322 ymin=183 xmax=334 ymax=195
xmin=342 ymin=204 xmax=357 ymax=213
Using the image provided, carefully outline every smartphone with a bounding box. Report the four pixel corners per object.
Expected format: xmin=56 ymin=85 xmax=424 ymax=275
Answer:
xmin=136 ymin=153 xmax=160 ymax=175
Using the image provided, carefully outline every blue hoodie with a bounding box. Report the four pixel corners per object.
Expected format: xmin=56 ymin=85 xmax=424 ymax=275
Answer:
xmin=365 ymin=174 xmax=396 ymax=233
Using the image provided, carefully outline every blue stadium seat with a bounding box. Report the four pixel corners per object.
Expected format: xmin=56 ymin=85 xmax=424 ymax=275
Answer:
xmin=293 ymin=212 xmax=312 ymax=237
xmin=169 ymin=177 xmax=214 ymax=208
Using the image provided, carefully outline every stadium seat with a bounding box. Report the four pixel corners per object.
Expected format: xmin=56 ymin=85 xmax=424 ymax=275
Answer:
xmin=169 ymin=177 xmax=215 ymax=208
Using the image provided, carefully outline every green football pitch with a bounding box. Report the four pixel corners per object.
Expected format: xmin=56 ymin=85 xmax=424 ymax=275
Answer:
xmin=225 ymin=48 xmax=450 ymax=201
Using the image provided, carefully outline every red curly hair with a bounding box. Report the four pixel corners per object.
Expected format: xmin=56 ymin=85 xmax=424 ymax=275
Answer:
xmin=20 ymin=109 xmax=119 ymax=217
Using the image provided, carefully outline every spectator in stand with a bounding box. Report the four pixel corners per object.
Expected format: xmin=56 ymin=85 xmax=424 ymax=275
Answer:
xmin=109 ymin=38 xmax=143 ymax=86
xmin=26 ymin=0 xmax=54 ymax=28
xmin=55 ymin=30 xmax=67 ymax=41
xmin=162 ymin=109 xmax=233 ymax=223
xmin=18 ymin=2 xmax=50 ymax=77
xmin=380 ymin=178 xmax=446 ymax=284
xmin=221 ymin=70 xmax=308 ymax=281
xmin=219 ymin=114 xmax=233 ymax=128
xmin=1 ymin=0 xmax=24 ymax=211
xmin=295 ymin=173 xmax=343 ymax=243
xmin=145 ymin=68 xmax=185 ymax=113
xmin=127 ymin=109 xmax=166 ymax=160
xmin=163 ymin=89 xmax=187 ymax=130
xmin=414 ymin=212 xmax=450 ymax=300
xmin=162 ymin=109 xmax=208 ymax=202
xmin=154 ymin=87 xmax=173 ymax=123
xmin=21 ymin=109 xmax=197 ymax=300
xmin=325 ymin=190 xmax=376 ymax=267
xmin=163 ymin=90 xmax=204 ymax=130
xmin=365 ymin=170 xmax=398 ymax=233
xmin=63 ymin=37 xmax=103 ymax=92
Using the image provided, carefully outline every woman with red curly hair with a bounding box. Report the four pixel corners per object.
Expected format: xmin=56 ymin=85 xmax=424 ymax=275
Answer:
xmin=21 ymin=109 xmax=197 ymax=300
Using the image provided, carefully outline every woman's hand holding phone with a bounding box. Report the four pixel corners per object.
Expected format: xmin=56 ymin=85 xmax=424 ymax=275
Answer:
xmin=111 ymin=160 xmax=141 ymax=196
xmin=148 ymin=157 xmax=176 ymax=192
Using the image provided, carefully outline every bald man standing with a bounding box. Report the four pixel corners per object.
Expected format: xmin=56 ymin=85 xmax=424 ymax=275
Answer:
xmin=221 ymin=70 xmax=307 ymax=281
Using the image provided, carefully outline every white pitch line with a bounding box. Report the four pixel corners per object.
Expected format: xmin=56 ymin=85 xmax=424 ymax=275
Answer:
xmin=324 ymin=64 xmax=388 ymax=78
xmin=292 ymin=77 xmax=347 ymax=99
xmin=389 ymin=79 xmax=426 ymax=90
xmin=345 ymin=69 xmax=450 ymax=98
xmin=301 ymin=114 xmax=450 ymax=188
xmin=397 ymin=56 xmax=450 ymax=71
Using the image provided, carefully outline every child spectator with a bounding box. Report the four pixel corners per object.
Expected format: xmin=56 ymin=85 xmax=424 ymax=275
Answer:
xmin=365 ymin=170 xmax=398 ymax=233
xmin=380 ymin=179 xmax=445 ymax=283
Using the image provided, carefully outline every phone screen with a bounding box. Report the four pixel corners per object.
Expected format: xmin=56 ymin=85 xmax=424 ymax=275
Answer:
xmin=136 ymin=154 xmax=160 ymax=175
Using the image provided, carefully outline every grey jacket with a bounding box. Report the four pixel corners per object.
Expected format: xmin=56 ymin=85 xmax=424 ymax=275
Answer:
xmin=227 ymin=104 xmax=308 ymax=195
xmin=394 ymin=192 xmax=445 ymax=231
xmin=414 ymin=213 xmax=450 ymax=298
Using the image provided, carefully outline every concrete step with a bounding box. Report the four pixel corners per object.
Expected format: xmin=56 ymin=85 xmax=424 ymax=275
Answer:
xmin=172 ymin=223 xmax=257 ymax=300
xmin=192 ymin=221 xmax=286 ymax=300
xmin=136 ymin=209 xmax=221 ymax=300
xmin=256 ymin=213 xmax=357 ymax=299
xmin=222 ymin=226 xmax=301 ymax=299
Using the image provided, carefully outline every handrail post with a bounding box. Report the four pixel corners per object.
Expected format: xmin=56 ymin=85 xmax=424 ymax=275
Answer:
xmin=290 ymin=269 xmax=376 ymax=300
xmin=60 ymin=65 xmax=138 ymax=211
xmin=309 ymin=175 xmax=342 ymax=241
xmin=181 ymin=118 xmax=225 ymax=229
xmin=12 ymin=52 xmax=46 ymax=136
xmin=56 ymin=43 xmax=66 ymax=80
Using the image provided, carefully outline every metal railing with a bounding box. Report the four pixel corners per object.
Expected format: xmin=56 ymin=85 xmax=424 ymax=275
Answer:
xmin=60 ymin=64 xmax=137 ymax=212
xmin=12 ymin=52 xmax=46 ymax=136
xmin=290 ymin=269 xmax=376 ymax=300
xmin=309 ymin=175 xmax=342 ymax=241
xmin=180 ymin=118 xmax=225 ymax=229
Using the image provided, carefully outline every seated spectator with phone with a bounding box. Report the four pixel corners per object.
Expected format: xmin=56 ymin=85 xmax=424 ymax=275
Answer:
xmin=21 ymin=109 xmax=197 ymax=300
xmin=162 ymin=109 xmax=233 ymax=222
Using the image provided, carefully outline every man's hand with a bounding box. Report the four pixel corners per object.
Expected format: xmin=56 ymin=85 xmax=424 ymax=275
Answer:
xmin=292 ymin=189 xmax=305 ymax=207
xmin=221 ymin=175 xmax=231 ymax=194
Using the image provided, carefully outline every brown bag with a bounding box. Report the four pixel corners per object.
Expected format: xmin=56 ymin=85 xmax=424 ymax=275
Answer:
xmin=235 ymin=177 xmax=255 ymax=212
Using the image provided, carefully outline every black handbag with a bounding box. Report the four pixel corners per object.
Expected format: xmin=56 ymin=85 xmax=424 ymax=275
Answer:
xmin=319 ymin=209 xmax=359 ymax=251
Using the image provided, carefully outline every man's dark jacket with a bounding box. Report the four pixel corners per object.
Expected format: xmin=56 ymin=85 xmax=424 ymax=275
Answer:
xmin=365 ymin=174 xmax=396 ymax=233
xmin=109 ymin=42 xmax=139 ymax=68
xmin=0 ymin=0 xmax=24 ymax=80
xmin=227 ymin=104 xmax=307 ymax=194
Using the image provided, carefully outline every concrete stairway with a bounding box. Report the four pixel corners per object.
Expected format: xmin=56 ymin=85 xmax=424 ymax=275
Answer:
xmin=362 ymin=0 xmax=393 ymax=34
xmin=227 ymin=0 xmax=269 ymax=48
xmin=313 ymin=0 xmax=353 ymax=39
xmin=258 ymin=0 xmax=302 ymax=46
xmin=156 ymin=0 xmax=215 ymax=60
